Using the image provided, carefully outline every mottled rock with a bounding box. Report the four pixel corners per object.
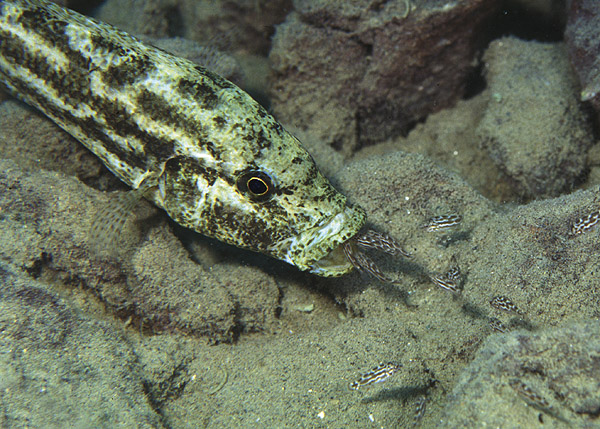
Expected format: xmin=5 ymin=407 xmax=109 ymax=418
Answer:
xmin=478 ymin=37 xmax=593 ymax=198
xmin=440 ymin=321 xmax=600 ymax=427
xmin=179 ymin=0 xmax=292 ymax=55
xmin=355 ymin=93 xmax=515 ymax=202
xmin=270 ymin=0 xmax=501 ymax=154
xmin=460 ymin=187 xmax=600 ymax=327
xmin=0 ymin=262 xmax=162 ymax=427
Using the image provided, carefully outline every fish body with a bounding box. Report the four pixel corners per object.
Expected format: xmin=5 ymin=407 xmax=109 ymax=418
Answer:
xmin=429 ymin=264 xmax=461 ymax=293
xmin=348 ymin=362 xmax=401 ymax=391
xmin=423 ymin=214 xmax=462 ymax=232
xmin=571 ymin=210 xmax=599 ymax=235
xmin=0 ymin=0 xmax=366 ymax=275
xmin=489 ymin=295 xmax=523 ymax=315
xmin=429 ymin=273 xmax=459 ymax=293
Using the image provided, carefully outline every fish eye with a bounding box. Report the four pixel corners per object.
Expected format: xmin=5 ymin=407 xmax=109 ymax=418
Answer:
xmin=236 ymin=171 xmax=273 ymax=201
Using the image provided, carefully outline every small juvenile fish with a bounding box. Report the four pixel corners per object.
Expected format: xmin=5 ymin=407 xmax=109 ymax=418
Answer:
xmin=423 ymin=214 xmax=462 ymax=232
xmin=429 ymin=273 xmax=458 ymax=293
xmin=429 ymin=265 xmax=461 ymax=293
xmin=571 ymin=210 xmax=600 ymax=235
xmin=343 ymin=242 xmax=393 ymax=283
xmin=344 ymin=229 xmax=412 ymax=283
xmin=348 ymin=362 xmax=401 ymax=391
xmin=509 ymin=379 xmax=550 ymax=409
xmin=354 ymin=229 xmax=412 ymax=258
xmin=488 ymin=317 xmax=508 ymax=333
xmin=445 ymin=265 xmax=461 ymax=283
xmin=414 ymin=395 xmax=427 ymax=424
xmin=490 ymin=295 xmax=523 ymax=315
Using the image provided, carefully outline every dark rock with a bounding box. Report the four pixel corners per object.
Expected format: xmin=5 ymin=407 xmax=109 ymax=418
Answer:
xmin=270 ymin=0 xmax=501 ymax=154
xmin=565 ymin=0 xmax=600 ymax=119
xmin=96 ymin=0 xmax=293 ymax=56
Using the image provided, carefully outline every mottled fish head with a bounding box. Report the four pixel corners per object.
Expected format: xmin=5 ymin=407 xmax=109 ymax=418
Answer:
xmin=153 ymin=80 xmax=366 ymax=276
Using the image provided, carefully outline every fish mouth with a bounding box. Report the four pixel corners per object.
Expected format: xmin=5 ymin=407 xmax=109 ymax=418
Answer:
xmin=283 ymin=204 xmax=366 ymax=277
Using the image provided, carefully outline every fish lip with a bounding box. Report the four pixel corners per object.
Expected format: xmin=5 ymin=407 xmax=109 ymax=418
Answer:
xmin=285 ymin=204 xmax=366 ymax=276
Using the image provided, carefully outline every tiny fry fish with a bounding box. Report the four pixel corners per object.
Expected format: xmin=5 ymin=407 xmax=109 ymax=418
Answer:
xmin=509 ymin=379 xmax=550 ymax=409
xmin=429 ymin=273 xmax=459 ymax=293
xmin=489 ymin=317 xmax=508 ymax=333
xmin=490 ymin=295 xmax=523 ymax=315
xmin=429 ymin=264 xmax=462 ymax=293
xmin=509 ymin=379 xmax=571 ymax=424
xmin=423 ymin=214 xmax=462 ymax=232
xmin=571 ymin=210 xmax=600 ymax=235
xmin=414 ymin=396 xmax=427 ymax=423
xmin=349 ymin=362 xmax=401 ymax=391
xmin=354 ymin=229 xmax=412 ymax=258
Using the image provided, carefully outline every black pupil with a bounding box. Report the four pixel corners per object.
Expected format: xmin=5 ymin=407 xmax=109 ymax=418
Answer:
xmin=247 ymin=177 xmax=268 ymax=195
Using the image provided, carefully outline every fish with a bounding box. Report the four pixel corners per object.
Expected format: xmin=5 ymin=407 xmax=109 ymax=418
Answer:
xmin=343 ymin=229 xmax=411 ymax=283
xmin=488 ymin=317 xmax=508 ymax=333
xmin=489 ymin=295 xmax=523 ymax=315
xmin=571 ymin=210 xmax=599 ymax=235
xmin=423 ymin=214 xmax=462 ymax=232
xmin=348 ymin=362 xmax=401 ymax=391
xmin=413 ymin=395 xmax=427 ymax=424
xmin=429 ymin=272 xmax=459 ymax=293
xmin=429 ymin=264 xmax=461 ymax=293
xmin=0 ymin=0 xmax=408 ymax=277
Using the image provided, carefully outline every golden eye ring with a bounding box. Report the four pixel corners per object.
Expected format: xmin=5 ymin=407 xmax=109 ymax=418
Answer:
xmin=236 ymin=171 xmax=273 ymax=201
xmin=247 ymin=176 xmax=269 ymax=196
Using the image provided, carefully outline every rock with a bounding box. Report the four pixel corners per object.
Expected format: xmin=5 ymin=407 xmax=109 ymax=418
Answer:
xmin=269 ymin=0 xmax=501 ymax=154
xmin=565 ymin=0 xmax=600 ymax=119
xmin=178 ymin=0 xmax=292 ymax=56
xmin=460 ymin=186 xmax=600 ymax=327
xmin=95 ymin=0 xmax=292 ymax=56
xmin=440 ymin=321 xmax=600 ymax=427
xmin=147 ymin=37 xmax=245 ymax=85
xmin=0 ymin=155 xmax=280 ymax=342
xmin=94 ymin=0 xmax=181 ymax=39
xmin=477 ymin=37 xmax=593 ymax=198
xmin=0 ymin=100 xmax=120 ymax=191
xmin=354 ymin=93 xmax=514 ymax=202
xmin=0 ymin=262 xmax=162 ymax=427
